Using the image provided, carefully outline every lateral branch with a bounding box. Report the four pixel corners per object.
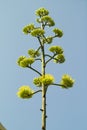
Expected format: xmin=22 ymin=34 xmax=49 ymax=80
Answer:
xmin=27 ymin=66 xmax=42 ymax=76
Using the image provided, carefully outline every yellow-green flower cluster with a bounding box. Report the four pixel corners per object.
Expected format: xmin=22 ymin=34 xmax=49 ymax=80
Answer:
xmin=53 ymin=28 xmax=63 ymax=38
xmin=17 ymin=56 xmax=35 ymax=67
xmin=33 ymin=77 xmax=42 ymax=87
xmin=23 ymin=24 xmax=34 ymax=34
xmin=41 ymin=16 xmax=55 ymax=26
xmin=35 ymin=7 xmax=49 ymax=17
xmin=42 ymin=36 xmax=53 ymax=44
xmin=54 ymin=54 xmax=65 ymax=63
xmin=31 ymin=28 xmax=45 ymax=37
xmin=49 ymin=46 xmax=63 ymax=54
xmin=33 ymin=74 xmax=54 ymax=87
xmin=17 ymin=86 xmax=34 ymax=99
xmin=28 ymin=49 xmax=40 ymax=58
xmin=46 ymin=36 xmax=53 ymax=44
xmin=37 ymin=16 xmax=55 ymax=27
xmin=60 ymin=74 xmax=75 ymax=88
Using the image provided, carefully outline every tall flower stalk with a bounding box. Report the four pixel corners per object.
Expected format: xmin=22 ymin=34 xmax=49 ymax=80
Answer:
xmin=17 ymin=7 xmax=75 ymax=130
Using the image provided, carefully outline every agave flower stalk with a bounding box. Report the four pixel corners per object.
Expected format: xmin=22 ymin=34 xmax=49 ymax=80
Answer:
xmin=16 ymin=7 xmax=75 ymax=130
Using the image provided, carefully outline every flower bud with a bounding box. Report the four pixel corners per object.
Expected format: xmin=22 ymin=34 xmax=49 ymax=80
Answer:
xmin=17 ymin=86 xmax=34 ymax=99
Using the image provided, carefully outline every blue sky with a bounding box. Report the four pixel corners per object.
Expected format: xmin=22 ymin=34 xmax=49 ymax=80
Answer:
xmin=0 ymin=0 xmax=87 ymax=130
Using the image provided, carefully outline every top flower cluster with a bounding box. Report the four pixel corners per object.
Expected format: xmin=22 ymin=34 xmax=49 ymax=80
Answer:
xmin=22 ymin=7 xmax=63 ymax=38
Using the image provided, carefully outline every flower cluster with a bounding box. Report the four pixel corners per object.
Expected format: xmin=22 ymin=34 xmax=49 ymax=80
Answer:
xmin=31 ymin=28 xmax=45 ymax=37
xmin=17 ymin=86 xmax=34 ymax=99
xmin=35 ymin=7 xmax=49 ymax=17
xmin=49 ymin=46 xmax=63 ymax=54
xmin=54 ymin=54 xmax=65 ymax=63
xmin=17 ymin=56 xmax=35 ymax=67
xmin=41 ymin=16 xmax=55 ymax=26
xmin=17 ymin=7 xmax=75 ymax=102
xmin=33 ymin=77 xmax=42 ymax=87
xmin=37 ymin=16 xmax=55 ymax=27
xmin=42 ymin=36 xmax=53 ymax=44
xmin=60 ymin=74 xmax=75 ymax=88
xmin=53 ymin=28 xmax=63 ymax=38
xmin=28 ymin=49 xmax=40 ymax=58
xmin=46 ymin=36 xmax=53 ymax=44
xmin=23 ymin=24 xmax=34 ymax=34
xmin=33 ymin=74 xmax=54 ymax=87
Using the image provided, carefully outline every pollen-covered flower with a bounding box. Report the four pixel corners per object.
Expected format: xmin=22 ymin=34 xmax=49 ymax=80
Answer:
xmin=23 ymin=24 xmax=34 ymax=34
xmin=54 ymin=54 xmax=65 ymax=63
xmin=60 ymin=74 xmax=75 ymax=88
xmin=49 ymin=46 xmax=63 ymax=54
xmin=33 ymin=74 xmax=54 ymax=87
xmin=53 ymin=28 xmax=63 ymax=38
xmin=17 ymin=86 xmax=34 ymax=99
xmin=31 ymin=28 xmax=45 ymax=37
xmin=35 ymin=7 xmax=49 ymax=17
xmin=28 ymin=49 xmax=40 ymax=58
xmin=17 ymin=56 xmax=35 ymax=67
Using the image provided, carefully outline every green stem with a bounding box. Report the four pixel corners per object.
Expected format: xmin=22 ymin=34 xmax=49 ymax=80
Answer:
xmin=33 ymin=89 xmax=42 ymax=95
xmin=35 ymin=58 xmax=42 ymax=62
xmin=27 ymin=66 xmax=42 ymax=76
xmin=36 ymin=46 xmax=41 ymax=52
xmin=51 ymin=83 xmax=67 ymax=88
xmin=45 ymin=54 xmax=56 ymax=65
xmin=41 ymin=44 xmax=47 ymax=130
xmin=37 ymin=37 xmax=43 ymax=48
xmin=38 ymin=23 xmax=47 ymax=130
xmin=28 ymin=89 xmax=42 ymax=97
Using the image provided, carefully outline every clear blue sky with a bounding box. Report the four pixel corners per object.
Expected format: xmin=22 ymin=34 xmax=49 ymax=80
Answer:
xmin=0 ymin=0 xmax=87 ymax=130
